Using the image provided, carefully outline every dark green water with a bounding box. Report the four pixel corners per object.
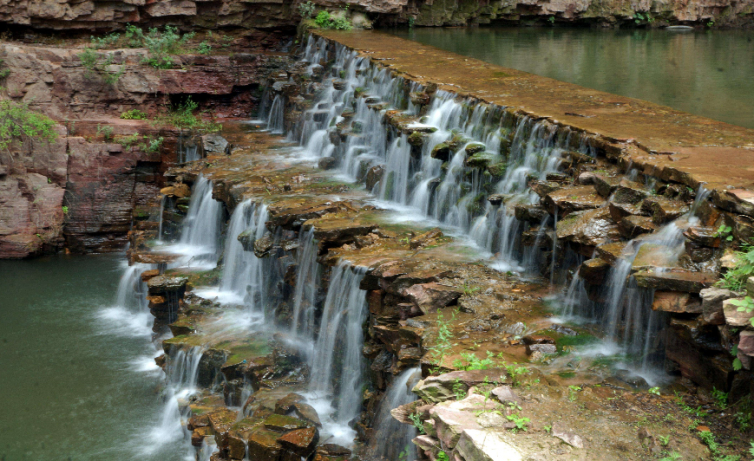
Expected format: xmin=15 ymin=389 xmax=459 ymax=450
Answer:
xmin=391 ymin=27 xmax=754 ymax=129
xmin=0 ymin=255 xmax=184 ymax=461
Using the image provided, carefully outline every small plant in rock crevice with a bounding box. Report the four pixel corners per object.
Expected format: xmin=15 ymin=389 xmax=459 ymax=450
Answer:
xmin=408 ymin=412 xmax=425 ymax=434
xmin=78 ymin=47 xmax=124 ymax=85
xmin=428 ymin=310 xmax=455 ymax=373
xmin=0 ymin=100 xmax=58 ymax=151
xmin=298 ymin=1 xmax=316 ymax=19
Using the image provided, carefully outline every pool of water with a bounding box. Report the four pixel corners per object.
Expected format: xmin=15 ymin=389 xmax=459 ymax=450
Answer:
xmin=0 ymin=255 xmax=185 ymax=461
xmin=390 ymin=27 xmax=754 ymax=129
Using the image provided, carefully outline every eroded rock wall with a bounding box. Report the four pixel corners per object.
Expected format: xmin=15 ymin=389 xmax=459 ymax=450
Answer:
xmin=0 ymin=0 xmax=751 ymax=31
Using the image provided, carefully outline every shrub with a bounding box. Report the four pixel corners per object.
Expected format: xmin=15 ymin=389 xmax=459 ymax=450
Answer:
xmin=90 ymin=33 xmax=121 ymax=49
xmin=197 ymin=41 xmax=212 ymax=55
xmin=124 ymin=25 xmax=195 ymax=69
xmin=719 ymin=244 xmax=754 ymax=291
xmin=97 ymin=124 xmax=114 ymax=141
xmin=298 ymin=1 xmax=316 ymax=18
xmin=78 ymin=48 xmax=124 ymax=85
xmin=314 ymin=10 xmax=352 ymax=30
xmin=0 ymin=100 xmax=58 ymax=151
xmin=155 ymin=97 xmax=221 ymax=133
xmin=120 ymin=109 xmax=148 ymax=120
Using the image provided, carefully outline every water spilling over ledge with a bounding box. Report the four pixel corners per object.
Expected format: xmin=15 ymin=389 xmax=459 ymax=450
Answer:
xmin=109 ymin=30 xmax=754 ymax=461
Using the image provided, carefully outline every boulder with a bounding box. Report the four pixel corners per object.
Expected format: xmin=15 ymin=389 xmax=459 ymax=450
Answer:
xmin=514 ymin=204 xmax=548 ymax=223
xmin=634 ymin=270 xmax=716 ymax=293
xmin=641 ymin=196 xmax=690 ymax=225
xmin=264 ymin=414 xmax=308 ymax=432
xmin=201 ymin=134 xmax=229 ymax=155
xmin=430 ymin=142 xmax=451 ymax=161
xmin=579 ymin=258 xmax=610 ymax=285
xmin=278 ymin=426 xmax=318 ymax=457
xmin=160 ymin=183 xmax=191 ymax=198
xmin=545 ymin=186 xmax=605 ymax=215
xmin=247 ymin=427 xmax=283 ymax=461
xmin=455 ymin=429 xmax=523 ymax=461
xmin=147 ymin=275 xmax=188 ymax=296
xmin=465 ymin=152 xmax=496 ymax=169
xmin=619 ymin=215 xmax=657 ymax=239
xmin=555 ymin=207 xmax=618 ymax=248
xmin=292 ymin=402 xmax=321 ymax=427
xmin=365 ymin=165 xmax=384 ymax=191
xmin=684 ymin=226 xmax=721 ymax=248
xmin=318 ymin=157 xmax=337 ymax=170
xmin=651 ymin=291 xmax=702 ymax=314
xmin=700 ymin=287 xmax=739 ymax=325
xmin=401 ymin=282 xmax=462 ymax=314
xmin=723 ymin=298 xmax=754 ymax=327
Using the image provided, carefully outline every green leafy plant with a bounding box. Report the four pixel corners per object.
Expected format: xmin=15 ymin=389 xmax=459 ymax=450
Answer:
xmin=408 ymin=17 xmax=415 ymax=29
xmin=90 ymin=33 xmax=121 ymax=49
xmin=436 ymin=452 xmax=449 ymax=461
xmin=0 ymin=58 xmax=10 ymax=79
xmin=658 ymin=435 xmax=670 ymax=446
xmin=78 ymin=48 xmax=124 ymax=85
xmin=314 ymin=10 xmax=353 ymax=30
xmin=568 ymin=385 xmax=581 ymax=402
xmin=0 ymin=100 xmax=58 ymax=151
xmin=298 ymin=1 xmax=316 ymax=19
xmin=461 ymin=282 xmax=481 ymax=296
xmin=454 ymin=351 xmax=496 ymax=371
xmin=506 ymin=413 xmax=530 ymax=433
xmin=197 ymin=41 xmax=212 ymax=55
xmin=96 ymin=124 xmax=114 ymax=141
xmin=698 ymin=429 xmax=718 ymax=454
xmin=156 ymin=97 xmax=220 ymax=132
xmin=548 ymin=16 xmax=555 ymax=24
xmin=718 ymin=244 xmax=754 ymax=291
xmin=120 ymin=109 xmax=148 ymax=120
xmin=139 ymin=136 xmax=164 ymax=153
xmin=730 ymin=297 xmax=754 ymax=327
xmin=61 ymin=205 xmax=69 ymax=215
xmin=715 ymin=224 xmax=734 ymax=242
xmin=408 ymin=412 xmax=425 ymax=434
xmin=428 ymin=310 xmax=455 ymax=373
xmin=659 ymin=452 xmax=682 ymax=461
xmin=124 ymin=25 xmax=195 ymax=69
xmin=543 ymin=424 xmax=552 ymax=433
xmin=504 ymin=361 xmax=529 ymax=387
xmin=712 ymin=387 xmax=728 ymax=409
xmin=116 ymin=133 xmax=140 ymax=148
xmin=649 ymin=387 xmax=661 ymax=396
xmin=452 ymin=379 xmax=467 ymax=400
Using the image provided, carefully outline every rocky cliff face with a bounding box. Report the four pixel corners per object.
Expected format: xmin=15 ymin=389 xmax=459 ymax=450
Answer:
xmin=0 ymin=0 xmax=751 ymax=31
xmin=0 ymin=39 xmax=293 ymax=258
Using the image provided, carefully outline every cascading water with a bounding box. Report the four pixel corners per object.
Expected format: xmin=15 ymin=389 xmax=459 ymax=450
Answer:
xmin=306 ymin=262 xmax=368 ymax=445
xmin=176 ymin=175 xmax=223 ymax=264
xmin=367 ymin=367 xmax=421 ymax=461
xmin=267 ymin=94 xmax=285 ymax=135
xmin=290 ymin=229 xmax=321 ymax=337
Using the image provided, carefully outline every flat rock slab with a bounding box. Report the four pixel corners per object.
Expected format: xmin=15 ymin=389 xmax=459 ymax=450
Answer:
xmin=634 ymin=270 xmax=716 ymax=293
xmin=456 ymin=429 xmax=523 ymax=461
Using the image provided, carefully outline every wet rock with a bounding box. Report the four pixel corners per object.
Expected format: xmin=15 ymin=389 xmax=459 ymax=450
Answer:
xmin=409 ymin=228 xmax=443 ymax=249
xmin=278 ymin=426 xmax=318 ymax=457
xmin=619 ymin=215 xmax=657 ymax=239
xmin=526 ymin=343 xmax=557 ymax=355
xmin=201 ymin=134 xmax=229 ymax=155
xmin=723 ymin=298 xmax=754 ymax=327
xmin=670 ymin=317 xmax=724 ymax=352
xmin=488 ymin=194 xmax=504 ymax=206
xmin=641 ymin=196 xmax=690 ymax=225
xmin=608 ymin=201 xmax=646 ymax=222
xmin=274 ymin=393 xmax=304 ymax=415
xmin=465 ymin=151 xmax=496 ymax=169
xmin=651 ymin=291 xmax=702 ymax=314
xmin=545 ymin=186 xmax=605 ymax=215
xmin=365 ymin=165 xmax=384 ymax=191
xmin=264 ymin=414 xmax=309 ymax=432
xmin=593 ymin=175 xmax=621 ymax=197
xmin=147 ymin=275 xmax=188 ymax=296
xmin=413 ymin=369 xmax=508 ymax=403
xmin=464 ymin=143 xmax=486 ymax=155
xmin=247 ymin=426 xmax=283 ymax=461
xmin=579 ymin=258 xmax=610 ymax=285
xmin=522 ymin=334 xmax=555 ymax=345
xmin=430 ymin=142 xmax=451 ymax=161
xmin=530 ymin=180 xmax=561 ymax=199
xmin=612 ymin=180 xmax=649 ymax=204
xmin=514 ymin=204 xmax=548 ymax=223
xmin=252 ymin=233 xmax=274 ymax=257
xmin=160 ymin=183 xmax=191 ymax=198
xmin=631 ymin=243 xmax=679 ymax=272
xmin=577 ymin=171 xmax=600 ymax=185
xmin=700 ymin=287 xmax=739 ymax=325
xmin=555 ymin=207 xmax=618 ymax=248
xmin=738 ymin=331 xmax=754 ymax=357
xmin=665 ymin=328 xmax=733 ymax=390
xmin=714 ymin=189 xmax=754 ymax=218
xmin=316 ymin=444 xmax=351 ymax=457
xmin=292 ymin=402 xmax=322 ymax=427
xmin=317 ymin=157 xmax=337 ymax=170
xmin=401 ymin=282 xmax=461 ymax=314
xmin=552 ymin=423 xmax=584 ymax=448
xmin=634 ymin=269 xmax=716 ymax=293
xmin=684 ymin=226 xmax=720 ymax=247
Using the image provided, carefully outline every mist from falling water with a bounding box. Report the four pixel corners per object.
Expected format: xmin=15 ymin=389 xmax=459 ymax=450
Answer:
xmin=367 ymin=367 xmax=422 ymax=461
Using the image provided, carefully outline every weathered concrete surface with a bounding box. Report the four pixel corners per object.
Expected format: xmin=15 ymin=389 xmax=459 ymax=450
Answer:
xmin=315 ymin=30 xmax=754 ymax=196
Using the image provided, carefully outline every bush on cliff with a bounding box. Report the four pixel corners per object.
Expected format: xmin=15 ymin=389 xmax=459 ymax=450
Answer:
xmin=155 ymin=97 xmax=221 ymax=133
xmin=125 ymin=25 xmax=195 ymax=69
xmin=0 ymin=100 xmax=58 ymax=151
xmin=313 ymin=10 xmax=353 ymax=30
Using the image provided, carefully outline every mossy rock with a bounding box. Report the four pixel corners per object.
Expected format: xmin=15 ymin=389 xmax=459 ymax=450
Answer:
xmin=486 ymin=162 xmax=507 ymax=177
xmin=464 ymin=142 xmax=486 ymax=155
xmin=465 ymin=152 xmax=497 ymax=169
xmin=431 ymin=142 xmax=451 ymax=161
xmin=263 ymin=414 xmax=310 ymax=432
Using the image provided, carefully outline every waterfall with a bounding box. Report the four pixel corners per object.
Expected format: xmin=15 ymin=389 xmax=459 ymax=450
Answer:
xmin=307 ymin=262 xmax=368 ymax=445
xmin=267 ymin=94 xmax=285 ymax=135
xmin=178 ymin=175 xmax=223 ymax=262
xmin=290 ymin=229 xmax=321 ymax=337
xmin=367 ymin=368 xmax=421 ymax=461
xmin=157 ymin=195 xmax=165 ymax=243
